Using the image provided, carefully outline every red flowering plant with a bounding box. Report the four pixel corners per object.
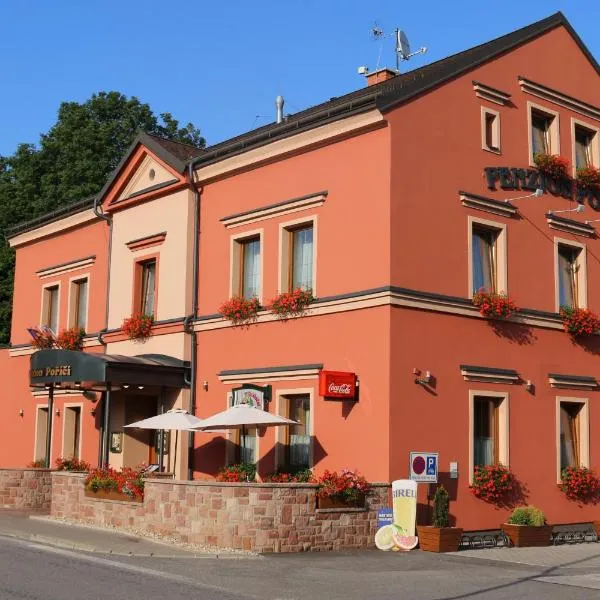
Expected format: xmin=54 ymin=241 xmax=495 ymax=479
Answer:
xmin=559 ymin=466 xmax=600 ymax=501
xmin=55 ymin=457 xmax=90 ymax=472
xmin=534 ymin=153 xmax=571 ymax=180
xmin=268 ymin=288 xmax=313 ymax=319
xmin=56 ymin=327 xmax=85 ymax=351
xmin=559 ymin=306 xmax=600 ymax=337
xmin=576 ymin=165 xmax=600 ymax=189
xmin=264 ymin=468 xmax=314 ymax=483
xmin=28 ymin=326 xmax=55 ymax=349
xmin=316 ymin=469 xmax=370 ymax=502
xmin=219 ymin=296 xmax=261 ymax=326
xmin=85 ymin=465 xmax=145 ymax=499
xmin=122 ymin=314 xmax=154 ymax=341
xmin=470 ymin=464 xmax=514 ymax=503
xmin=472 ymin=290 xmax=517 ymax=319
xmin=215 ymin=463 xmax=256 ymax=482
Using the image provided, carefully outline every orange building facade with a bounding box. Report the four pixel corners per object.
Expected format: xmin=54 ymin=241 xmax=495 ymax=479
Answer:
xmin=2 ymin=12 xmax=600 ymax=529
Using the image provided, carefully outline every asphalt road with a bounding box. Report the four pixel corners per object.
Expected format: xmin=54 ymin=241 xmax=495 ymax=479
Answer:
xmin=2 ymin=534 xmax=600 ymax=599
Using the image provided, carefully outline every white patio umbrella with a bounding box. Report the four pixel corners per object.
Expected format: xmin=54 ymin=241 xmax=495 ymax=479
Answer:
xmin=192 ymin=404 xmax=299 ymax=464
xmin=125 ymin=408 xmax=206 ymax=475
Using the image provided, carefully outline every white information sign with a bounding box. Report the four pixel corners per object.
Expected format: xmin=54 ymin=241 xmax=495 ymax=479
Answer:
xmin=409 ymin=451 xmax=439 ymax=483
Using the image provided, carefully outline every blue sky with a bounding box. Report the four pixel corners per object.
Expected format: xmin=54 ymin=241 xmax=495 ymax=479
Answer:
xmin=1 ymin=1 xmax=599 ymax=156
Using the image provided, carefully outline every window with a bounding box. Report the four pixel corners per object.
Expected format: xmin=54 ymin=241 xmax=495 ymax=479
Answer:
xmin=290 ymin=226 xmax=313 ymax=290
xmin=285 ymin=395 xmax=311 ymax=468
xmin=559 ymin=402 xmax=581 ymax=471
xmin=472 ymin=226 xmax=498 ymax=293
xmin=139 ymin=259 xmax=156 ymax=317
xmin=555 ymin=241 xmax=586 ymax=311
xmin=34 ymin=407 xmax=49 ymax=463
xmin=70 ymin=279 xmax=88 ymax=329
xmin=62 ymin=406 xmax=81 ymax=459
xmin=574 ymin=126 xmax=594 ymax=170
xmin=481 ymin=108 xmax=500 ymax=152
xmin=531 ymin=109 xmax=552 ymax=155
xmin=237 ymin=237 xmax=260 ymax=298
xmin=469 ymin=391 xmax=509 ymax=481
xmin=42 ymin=285 xmax=59 ymax=333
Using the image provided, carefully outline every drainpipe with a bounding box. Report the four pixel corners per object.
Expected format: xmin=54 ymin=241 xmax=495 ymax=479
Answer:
xmin=93 ymin=197 xmax=112 ymax=346
xmin=185 ymin=160 xmax=202 ymax=479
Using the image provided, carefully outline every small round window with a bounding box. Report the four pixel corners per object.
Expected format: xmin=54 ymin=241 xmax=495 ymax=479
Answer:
xmin=149 ymin=168 xmax=156 ymax=181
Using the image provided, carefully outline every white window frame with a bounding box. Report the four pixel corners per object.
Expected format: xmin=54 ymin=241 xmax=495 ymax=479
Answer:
xmin=467 ymin=216 xmax=508 ymax=297
xmin=278 ymin=216 xmax=318 ymax=295
xmin=554 ymin=237 xmax=587 ymax=311
xmin=229 ymin=228 xmax=264 ymax=303
xmin=67 ymin=274 xmax=90 ymax=330
xmin=481 ymin=107 xmax=501 ymax=154
xmin=571 ymin=117 xmax=600 ymax=174
xmin=468 ymin=390 xmax=509 ymax=484
xmin=527 ymin=101 xmax=560 ymax=166
xmin=225 ymin=392 xmax=259 ymax=466
xmin=61 ymin=402 xmax=83 ymax=460
xmin=40 ymin=281 xmax=61 ymax=333
xmin=275 ymin=387 xmax=315 ymax=470
xmin=555 ymin=396 xmax=590 ymax=484
xmin=33 ymin=403 xmax=51 ymax=462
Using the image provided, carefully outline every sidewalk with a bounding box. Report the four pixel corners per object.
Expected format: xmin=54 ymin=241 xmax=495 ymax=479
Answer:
xmin=0 ymin=510 xmax=232 ymax=558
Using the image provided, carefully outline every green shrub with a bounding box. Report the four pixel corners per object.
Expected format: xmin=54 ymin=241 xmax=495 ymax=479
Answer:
xmin=507 ymin=506 xmax=545 ymax=526
xmin=432 ymin=485 xmax=450 ymax=528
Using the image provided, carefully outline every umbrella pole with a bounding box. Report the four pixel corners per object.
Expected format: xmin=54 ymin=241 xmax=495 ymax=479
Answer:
xmin=174 ymin=429 xmax=178 ymax=479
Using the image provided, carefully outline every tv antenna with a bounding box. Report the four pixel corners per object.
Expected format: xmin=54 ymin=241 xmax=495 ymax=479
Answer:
xmin=361 ymin=26 xmax=427 ymax=76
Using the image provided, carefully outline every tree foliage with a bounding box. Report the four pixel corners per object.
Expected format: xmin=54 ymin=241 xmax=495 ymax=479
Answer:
xmin=0 ymin=91 xmax=204 ymax=344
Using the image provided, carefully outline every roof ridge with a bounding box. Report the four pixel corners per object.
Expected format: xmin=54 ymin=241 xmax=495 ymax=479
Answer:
xmin=143 ymin=131 xmax=204 ymax=151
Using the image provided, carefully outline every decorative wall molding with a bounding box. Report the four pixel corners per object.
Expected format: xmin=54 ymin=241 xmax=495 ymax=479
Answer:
xmin=545 ymin=213 xmax=595 ymax=238
xmin=218 ymin=364 xmax=323 ymax=384
xmin=36 ymin=256 xmax=96 ymax=279
xmin=220 ymin=191 xmax=327 ymax=229
xmin=519 ymin=77 xmax=600 ymax=122
xmin=126 ymin=231 xmax=167 ymax=251
xmin=460 ymin=191 xmax=518 ymax=218
xmin=460 ymin=365 xmax=520 ymax=384
xmin=548 ymin=373 xmax=598 ymax=390
xmin=473 ymin=81 xmax=511 ymax=106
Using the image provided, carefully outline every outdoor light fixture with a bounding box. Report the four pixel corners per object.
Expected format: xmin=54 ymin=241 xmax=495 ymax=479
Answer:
xmin=547 ymin=204 xmax=585 ymax=216
xmin=503 ymin=188 xmax=544 ymax=203
xmin=525 ymin=380 xmax=535 ymax=393
xmin=18 ymin=409 xmax=24 ymax=417
xmin=121 ymin=384 xmax=130 ymax=389
xmin=55 ymin=408 xmax=60 ymax=417
xmin=137 ymin=385 xmax=144 ymax=390
xmin=202 ymin=380 xmax=208 ymax=391
xmin=413 ymin=368 xmax=433 ymax=386
xmin=585 ymin=218 xmax=600 ymax=225
xmin=74 ymin=382 xmax=81 ymax=389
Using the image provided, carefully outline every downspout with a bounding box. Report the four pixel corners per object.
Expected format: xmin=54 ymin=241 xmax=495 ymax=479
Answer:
xmin=93 ymin=197 xmax=112 ymax=346
xmin=185 ymin=160 xmax=202 ymax=479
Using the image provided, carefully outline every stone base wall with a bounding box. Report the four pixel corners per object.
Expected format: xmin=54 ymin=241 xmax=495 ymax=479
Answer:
xmin=51 ymin=472 xmax=390 ymax=552
xmin=0 ymin=469 xmax=53 ymax=511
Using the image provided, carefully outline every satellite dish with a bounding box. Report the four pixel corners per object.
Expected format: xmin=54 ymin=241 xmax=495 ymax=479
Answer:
xmin=397 ymin=30 xmax=411 ymax=59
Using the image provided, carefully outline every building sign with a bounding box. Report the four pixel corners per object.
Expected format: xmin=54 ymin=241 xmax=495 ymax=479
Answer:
xmin=484 ymin=166 xmax=600 ymax=208
xmin=377 ymin=508 xmax=393 ymax=529
xmin=232 ymin=384 xmax=270 ymax=410
xmin=409 ymin=451 xmax=439 ymax=483
xmin=392 ymin=479 xmax=417 ymax=537
xmin=319 ymin=371 xmax=357 ymax=400
xmin=30 ymin=365 xmax=72 ymax=379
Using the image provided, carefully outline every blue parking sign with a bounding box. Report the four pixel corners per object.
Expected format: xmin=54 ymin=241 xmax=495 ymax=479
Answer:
xmin=426 ymin=456 xmax=437 ymax=475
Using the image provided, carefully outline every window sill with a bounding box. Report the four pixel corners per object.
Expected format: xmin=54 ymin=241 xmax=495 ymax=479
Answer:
xmin=483 ymin=146 xmax=502 ymax=155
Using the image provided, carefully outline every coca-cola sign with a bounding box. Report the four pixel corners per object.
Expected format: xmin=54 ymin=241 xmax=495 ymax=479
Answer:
xmin=319 ymin=371 xmax=357 ymax=400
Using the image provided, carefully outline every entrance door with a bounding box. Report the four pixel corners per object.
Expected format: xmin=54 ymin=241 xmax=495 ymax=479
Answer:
xmin=124 ymin=396 xmax=158 ymax=466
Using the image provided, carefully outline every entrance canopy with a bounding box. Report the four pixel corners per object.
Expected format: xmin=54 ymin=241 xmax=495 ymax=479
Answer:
xmin=30 ymin=349 xmax=190 ymax=390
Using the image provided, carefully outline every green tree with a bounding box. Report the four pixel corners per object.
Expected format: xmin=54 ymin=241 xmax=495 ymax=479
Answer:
xmin=0 ymin=91 xmax=204 ymax=344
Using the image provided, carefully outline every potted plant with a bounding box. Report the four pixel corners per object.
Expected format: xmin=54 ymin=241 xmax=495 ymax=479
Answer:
xmin=268 ymin=288 xmax=313 ymax=319
xmin=502 ymin=506 xmax=551 ymax=547
xmin=55 ymin=457 xmax=90 ymax=472
xmin=219 ymin=296 xmax=261 ymax=326
xmin=472 ymin=290 xmax=517 ymax=319
xmin=122 ymin=314 xmax=154 ymax=341
xmin=417 ymin=485 xmax=463 ymax=552
xmin=264 ymin=467 xmax=314 ymax=483
xmin=470 ymin=464 xmax=513 ymax=503
xmin=84 ymin=466 xmax=145 ymax=501
xmin=559 ymin=306 xmax=600 ymax=338
xmin=55 ymin=327 xmax=86 ymax=351
xmin=576 ymin=165 xmax=600 ymax=190
xmin=534 ymin=153 xmax=571 ymax=180
xmin=316 ymin=469 xmax=370 ymax=509
xmin=216 ymin=463 xmax=257 ymax=482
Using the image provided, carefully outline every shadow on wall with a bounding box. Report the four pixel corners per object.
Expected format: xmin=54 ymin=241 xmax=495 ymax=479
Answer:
xmin=488 ymin=319 xmax=537 ymax=345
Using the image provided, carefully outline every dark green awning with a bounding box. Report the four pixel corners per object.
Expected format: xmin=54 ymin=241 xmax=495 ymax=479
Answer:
xmin=30 ymin=350 xmax=190 ymax=390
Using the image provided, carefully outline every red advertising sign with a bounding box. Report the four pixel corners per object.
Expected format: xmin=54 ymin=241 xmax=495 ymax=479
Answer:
xmin=319 ymin=371 xmax=357 ymax=400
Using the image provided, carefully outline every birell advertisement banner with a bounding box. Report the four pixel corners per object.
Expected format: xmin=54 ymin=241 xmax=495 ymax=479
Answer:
xmin=232 ymin=384 xmax=270 ymax=410
xmin=374 ymin=480 xmax=418 ymax=552
xmin=318 ymin=371 xmax=357 ymax=400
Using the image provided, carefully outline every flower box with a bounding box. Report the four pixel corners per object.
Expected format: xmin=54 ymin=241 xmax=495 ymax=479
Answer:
xmin=317 ymin=493 xmax=365 ymax=510
xmin=219 ymin=297 xmax=261 ymax=326
xmin=84 ymin=489 xmax=141 ymax=503
xmin=122 ymin=314 xmax=154 ymax=340
xmin=559 ymin=306 xmax=600 ymax=338
xmin=416 ymin=525 xmax=463 ymax=553
xmin=268 ymin=289 xmax=313 ymax=319
xmin=472 ymin=291 xmax=516 ymax=319
xmin=534 ymin=153 xmax=571 ymax=180
xmin=502 ymin=523 xmax=552 ymax=547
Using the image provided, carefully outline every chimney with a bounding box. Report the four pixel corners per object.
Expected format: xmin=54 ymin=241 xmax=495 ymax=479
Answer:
xmin=275 ymin=95 xmax=284 ymax=124
xmin=365 ymin=68 xmax=398 ymax=86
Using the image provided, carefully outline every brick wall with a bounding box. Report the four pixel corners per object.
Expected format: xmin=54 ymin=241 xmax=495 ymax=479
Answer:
xmin=51 ymin=472 xmax=390 ymax=552
xmin=0 ymin=469 xmax=52 ymax=511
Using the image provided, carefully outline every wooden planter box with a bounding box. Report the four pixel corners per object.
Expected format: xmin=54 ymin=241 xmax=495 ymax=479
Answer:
xmin=593 ymin=521 xmax=600 ymax=538
xmin=317 ymin=494 xmax=365 ymax=509
xmin=84 ymin=489 xmax=141 ymax=503
xmin=416 ymin=525 xmax=463 ymax=553
xmin=502 ymin=523 xmax=552 ymax=547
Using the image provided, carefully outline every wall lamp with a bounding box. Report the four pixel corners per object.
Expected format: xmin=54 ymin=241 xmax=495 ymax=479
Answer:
xmin=121 ymin=384 xmax=130 ymax=390
xmin=18 ymin=409 xmax=24 ymax=417
xmin=504 ymin=188 xmax=544 ymax=203
xmin=202 ymin=380 xmax=208 ymax=391
xmin=548 ymin=204 xmax=585 ymax=216
xmin=413 ymin=368 xmax=432 ymax=386
xmin=55 ymin=408 xmax=61 ymax=417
